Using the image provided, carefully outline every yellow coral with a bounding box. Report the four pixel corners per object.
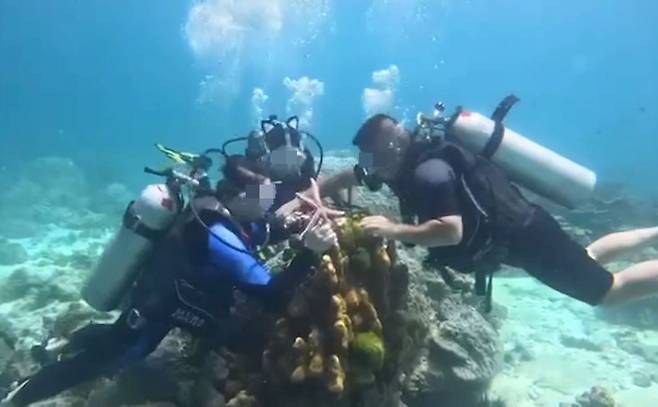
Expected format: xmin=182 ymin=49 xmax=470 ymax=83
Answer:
xmin=321 ymin=254 xmax=339 ymax=290
xmin=293 ymin=337 xmax=307 ymax=351
xmin=336 ymin=219 xmax=356 ymax=252
xmin=371 ymin=244 xmax=392 ymax=273
xmin=308 ymin=353 xmax=324 ymax=378
xmin=306 ymin=327 xmax=324 ymax=378
xmin=345 ymin=289 xmax=361 ymax=313
xmin=290 ymin=336 xmax=309 ymax=382
xmin=226 ymin=390 xmax=257 ymax=407
xmin=333 ymin=320 xmax=350 ymax=351
xmin=331 ymin=294 xmax=347 ymax=318
xmin=348 ymin=290 xmax=382 ymax=334
xmin=259 ymin=212 xmax=403 ymax=403
xmin=322 ymin=254 xmax=334 ymax=269
xmin=326 ymin=354 xmax=346 ymax=394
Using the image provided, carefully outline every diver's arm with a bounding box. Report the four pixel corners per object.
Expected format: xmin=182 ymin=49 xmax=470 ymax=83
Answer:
xmin=316 ymin=169 xmax=360 ymax=198
xmin=362 ymin=215 xmax=463 ymax=247
xmin=393 ymin=216 xmax=463 ymax=247
xmin=207 ymin=224 xmax=316 ymax=308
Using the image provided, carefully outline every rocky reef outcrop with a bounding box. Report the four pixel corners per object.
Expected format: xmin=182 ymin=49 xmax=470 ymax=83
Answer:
xmin=562 ymin=386 xmax=617 ymax=407
xmin=0 ymin=153 xmax=505 ymax=406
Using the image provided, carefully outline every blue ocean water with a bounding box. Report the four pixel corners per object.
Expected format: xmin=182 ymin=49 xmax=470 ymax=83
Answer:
xmin=1 ymin=0 xmax=657 ymax=194
xmin=1 ymin=2 xmax=658 ymax=406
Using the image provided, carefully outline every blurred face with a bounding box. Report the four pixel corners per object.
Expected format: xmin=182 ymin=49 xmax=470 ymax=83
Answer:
xmin=268 ymin=144 xmax=306 ymax=180
xmin=264 ymin=124 xmax=306 ymax=181
xmin=357 ymin=119 xmax=404 ymax=181
xmin=225 ymin=181 xmax=277 ymax=222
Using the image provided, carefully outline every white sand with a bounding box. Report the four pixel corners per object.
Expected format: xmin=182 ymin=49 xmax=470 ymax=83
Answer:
xmin=1 ymin=213 xmax=657 ymax=405
xmin=491 ymin=274 xmax=658 ymax=406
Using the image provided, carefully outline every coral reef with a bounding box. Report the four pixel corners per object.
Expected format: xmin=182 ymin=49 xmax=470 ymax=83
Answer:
xmin=571 ymin=386 xmax=616 ymax=407
xmin=0 ymin=267 xmax=77 ymax=307
xmin=0 ymin=152 xmax=505 ymax=407
xmin=0 ymin=156 xmax=118 ymax=232
xmin=252 ymin=211 xmax=409 ymax=405
xmin=404 ymin=300 xmax=501 ymax=406
xmin=0 ymin=157 xmax=89 ymax=216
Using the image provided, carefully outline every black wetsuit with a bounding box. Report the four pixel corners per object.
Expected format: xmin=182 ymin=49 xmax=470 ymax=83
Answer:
xmin=391 ymin=145 xmax=614 ymax=306
xmin=9 ymin=213 xmax=317 ymax=406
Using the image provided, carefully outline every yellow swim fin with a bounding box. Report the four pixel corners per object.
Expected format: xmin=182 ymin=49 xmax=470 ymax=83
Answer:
xmin=155 ymin=143 xmax=200 ymax=165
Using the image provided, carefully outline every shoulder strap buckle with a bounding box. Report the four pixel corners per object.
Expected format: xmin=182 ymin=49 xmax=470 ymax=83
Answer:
xmin=122 ymin=201 xmax=164 ymax=241
xmin=481 ymin=94 xmax=520 ymax=159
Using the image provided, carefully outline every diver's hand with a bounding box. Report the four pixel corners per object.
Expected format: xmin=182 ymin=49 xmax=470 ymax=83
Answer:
xmin=275 ymin=196 xmax=302 ymax=219
xmin=303 ymin=221 xmax=338 ymax=254
xmin=360 ymin=215 xmax=400 ymax=238
xmin=274 ymin=179 xmax=343 ymax=221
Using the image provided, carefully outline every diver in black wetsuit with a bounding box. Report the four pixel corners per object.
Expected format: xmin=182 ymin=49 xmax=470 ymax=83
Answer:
xmin=2 ymin=159 xmax=338 ymax=407
xmin=308 ymin=114 xmax=658 ymax=310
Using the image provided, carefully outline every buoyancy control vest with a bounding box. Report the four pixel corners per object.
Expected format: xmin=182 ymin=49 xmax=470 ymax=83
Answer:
xmin=400 ymin=139 xmax=533 ymax=265
xmin=392 ymin=139 xmax=535 ymax=311
xmin=131 ymin=195 xmax=249 ymax=336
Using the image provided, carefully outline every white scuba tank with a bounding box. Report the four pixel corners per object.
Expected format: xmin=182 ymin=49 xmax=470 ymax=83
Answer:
xmin=82 ymin=184 xmax=181 ymax=311
xmin=446 ymin=110 xmax=596 ymax=208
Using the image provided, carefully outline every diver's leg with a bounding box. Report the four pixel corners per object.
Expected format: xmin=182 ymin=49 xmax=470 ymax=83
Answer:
xmin=6 ymin=313 xmax=170 ymax=406
xmin=31 ymin=323 xmax=116 ymax=365
xmin=7 ymin=348 xmax=116 ymax=406
xmin=600 ymin=260 xmax=658 ymax=305
xmin=586 ymin=227 xmax=658 ymax=265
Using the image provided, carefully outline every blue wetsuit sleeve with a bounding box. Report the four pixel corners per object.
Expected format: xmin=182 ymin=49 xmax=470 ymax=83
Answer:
xmin=207 ymin=223 xmax=272 ymax=287
xmin=206 ymin=222 xmax=319 ymax=308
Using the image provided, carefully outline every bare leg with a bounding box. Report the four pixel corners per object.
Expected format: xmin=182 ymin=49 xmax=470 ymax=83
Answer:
xmin=586 ymin=227 xmax=658 ymax=265
xmin=601 ymin=260 xmax=658 ymax=305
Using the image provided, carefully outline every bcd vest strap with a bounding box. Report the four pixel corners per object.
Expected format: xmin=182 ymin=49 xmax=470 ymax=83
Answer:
xmin=481 ymin=94 xmax=519 ymax=159
xmin=122 ymin=201 xmax=165 ymax=241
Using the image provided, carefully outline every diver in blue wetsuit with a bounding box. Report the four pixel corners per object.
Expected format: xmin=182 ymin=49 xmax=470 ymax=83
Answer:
xmin=3 ymin=160 xmax=337 ymax=407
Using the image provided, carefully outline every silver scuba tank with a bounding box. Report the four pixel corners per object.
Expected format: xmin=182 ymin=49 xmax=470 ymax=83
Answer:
xmin=82 ymin=184 xmax=181 ymax=311
xmin=416 ymin=97 xmax=596 ymax=209
xmin=446 ymin=110 xmax=596 ymax=208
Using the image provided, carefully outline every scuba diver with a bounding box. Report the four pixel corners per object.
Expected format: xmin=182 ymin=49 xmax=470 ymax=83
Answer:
xmin=1 ymin=156 xmax=339 ymax=407
xmin=220 ymin=114 xmax=324 ymax=210
xmin=303 ymin=96 xmax=658 ymax=311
